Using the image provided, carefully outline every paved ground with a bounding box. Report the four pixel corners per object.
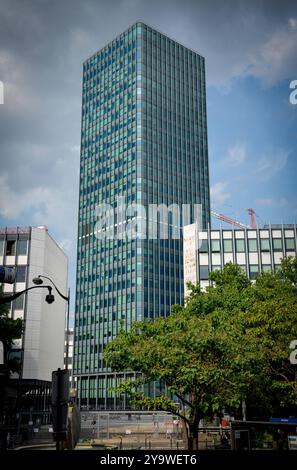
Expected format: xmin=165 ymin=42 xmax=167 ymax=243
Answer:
xmin=13 ymin=430 xmax=223 ymax=450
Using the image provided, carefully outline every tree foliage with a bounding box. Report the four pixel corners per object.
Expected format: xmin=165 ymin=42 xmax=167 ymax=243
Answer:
xmin=104 ymin=259 xmax=297 ymax=449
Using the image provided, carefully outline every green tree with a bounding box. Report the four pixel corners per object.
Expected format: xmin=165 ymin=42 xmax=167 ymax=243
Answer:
xmin=104 ymin=260 xmax=297 ymax=450
xmin=245 ymin=258 xmax=297 ymax=412
xmin=277 ymin=256 xmax=297 ymax=286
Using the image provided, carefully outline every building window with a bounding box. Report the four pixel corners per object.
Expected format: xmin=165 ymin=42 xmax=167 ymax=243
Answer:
xmin=235 ymin=239 xmax=245 ymax=252
xmin=260 ymin=239 xmax=270 ymax=251
xmin=7 ymin=349 xmax=23 ymax=368
xmin=211 ymin=265 xmax=221 ymax=272
xmin=248 ymin=239 xmax=258 ymax=252
xmin=6 ymin=240 xmax=16 ymax=256
xmin=17 ymin=240 xmax=28 ymax=256
xmin=249 ymin=265 xmax=259 ymax=279
xmin=285 ymin=238 xmax=295 ymax=251
xmin=239 ymin=265 xmax=247 ymax=274
xmin=14 ymin=293 xmax=24 ymax=310
xmin=262 ymin=265 xmax=272 ymax=273
xmin=211 ymin=239 xmax=220 ymax=252
xmin=199 ymin=266 xmax=209 ymax=280
xmin=272 ymin=238 xmax=282 ymax=251
xmin=198 ymin=239 xmax=208 ymax=253
xmin=223 ymin=239 xmax=233 ymax=253
xmin=16 ymin=266 xmax=26 ymax=283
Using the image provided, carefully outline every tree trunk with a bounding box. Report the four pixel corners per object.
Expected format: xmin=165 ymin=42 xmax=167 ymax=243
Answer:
xmin=187 ymin=421 xmax=200 ymax=450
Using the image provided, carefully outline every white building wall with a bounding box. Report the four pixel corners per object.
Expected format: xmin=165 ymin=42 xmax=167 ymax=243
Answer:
xmin=183 ymin=223 xmax=297 ymax=295
xmin=183 ymin=224 xmax=198 ymax=298
xmin=22 ymin=228 xmax=68 ymax=381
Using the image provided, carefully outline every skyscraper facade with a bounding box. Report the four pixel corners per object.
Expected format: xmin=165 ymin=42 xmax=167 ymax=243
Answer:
xmin=74 ymin=23 xmax=210 ymax=409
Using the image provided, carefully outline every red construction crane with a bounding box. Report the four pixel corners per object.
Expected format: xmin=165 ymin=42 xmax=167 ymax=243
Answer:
xmin=211 ymin=210 xmax=249 ymax=229
xmin=248 ymin=208 xmax=257 ymax=229
xmin=211 ymin=208 xmax=258 ymax=229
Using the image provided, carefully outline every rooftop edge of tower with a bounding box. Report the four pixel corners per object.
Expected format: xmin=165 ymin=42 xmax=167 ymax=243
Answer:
xmin=83 ymin=21 xmax=205 ymax=66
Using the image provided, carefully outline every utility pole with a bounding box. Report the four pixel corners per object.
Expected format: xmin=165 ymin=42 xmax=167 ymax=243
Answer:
xmin=52 ymin=368 xmax=69 ymax=451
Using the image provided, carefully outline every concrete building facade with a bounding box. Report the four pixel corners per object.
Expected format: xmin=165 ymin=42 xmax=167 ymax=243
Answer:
xmin=183 ymin=223 xmax=297 ymax=296
xmin=0 ymin=226 xmax=68 ymax=382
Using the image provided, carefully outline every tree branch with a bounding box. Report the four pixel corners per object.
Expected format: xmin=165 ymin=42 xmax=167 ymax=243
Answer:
xmin=270 ymin=366 xmax=291 ymax=383
xmin=174 ymin=392 xmax=194 ymax=410
xmin=169 ymin=408 xmax=191 ymax=427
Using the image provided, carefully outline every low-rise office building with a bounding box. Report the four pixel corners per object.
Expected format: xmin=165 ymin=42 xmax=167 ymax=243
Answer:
xmin=183 ymin=224 xmax=297 ymax=297
xmin=0 ymin=226 xmax=68 ymax=422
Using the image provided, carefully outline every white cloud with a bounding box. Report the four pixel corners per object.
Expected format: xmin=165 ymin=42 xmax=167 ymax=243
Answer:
xmin=255 ymin=149 xmax=289 ymax=179
xmin=0 ymin=0 xmax=296 ymax=103
xmin=0 ymin=174 xmax=49 ymax=219
xmin=256 ymin=198 xmax=273 ymax=206
xmin=70 ymin=145 xmax=80 ymax=153
xmin=210 ymin=182 xmax=230 ymax=205
xmin=58 ymin=238 xmax=73 ymax=253
xmin=199 ymin=12 xmax=297 ymax=90
xmin=0 ymin=49 xmax=39 ymax=112
xmin=288 ymin=18 xmax=297 ymax=30
xmin=256 ymin=197 xmax=288 ymax=208
xmin=0 ymin=174 xmax=77 ymax=250
xmin=246 ymin=23 xmax=297 ymax=86
xmin=226 ymin=144 xmax=246 ymax=166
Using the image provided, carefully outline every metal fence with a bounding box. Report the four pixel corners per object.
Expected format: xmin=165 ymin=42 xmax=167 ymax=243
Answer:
xmin=79 ymin=411 xmax=185 ymax=449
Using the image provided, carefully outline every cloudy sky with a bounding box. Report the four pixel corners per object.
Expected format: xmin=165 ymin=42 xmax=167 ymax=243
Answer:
xmin=0 ymin=0 xmax=296 ymax=310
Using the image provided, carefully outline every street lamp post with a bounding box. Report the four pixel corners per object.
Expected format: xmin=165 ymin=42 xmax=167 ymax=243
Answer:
xmin=32 ymin=275 xmax=70 ymax=370
xmin=0 ymin=285 xmax=54 ymax=305
xmin=32 ymin=275 xmax=70 ymax=452
xmin=1 ymin=275 xmax=70 ymax=451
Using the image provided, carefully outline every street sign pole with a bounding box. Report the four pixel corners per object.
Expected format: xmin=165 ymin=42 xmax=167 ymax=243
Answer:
xmin=56 ymin=370 xmax=61 ymax=451
xmin=52 ymin=368 xmax=69 ymax=451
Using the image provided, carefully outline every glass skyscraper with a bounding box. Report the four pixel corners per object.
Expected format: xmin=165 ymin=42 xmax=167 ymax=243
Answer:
xmin=74 ymin=23 xmax=210 ymax=409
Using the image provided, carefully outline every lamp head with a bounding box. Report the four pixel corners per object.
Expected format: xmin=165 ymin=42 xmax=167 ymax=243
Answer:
xmin=32 ymin=276 xmax=43 ymax=285
xmin=45 ymin=293 xmax=55 ymax=304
